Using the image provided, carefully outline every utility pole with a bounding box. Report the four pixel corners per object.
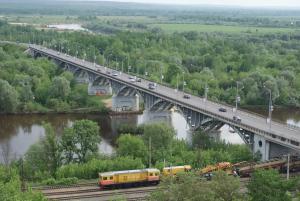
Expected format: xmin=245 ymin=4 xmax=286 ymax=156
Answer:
xmin=149 ymin=137 xmax=152 ymax=168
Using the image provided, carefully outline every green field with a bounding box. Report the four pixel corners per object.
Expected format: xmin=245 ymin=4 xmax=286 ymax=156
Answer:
xmin=151 ymin=23 xmax=300 ymax=34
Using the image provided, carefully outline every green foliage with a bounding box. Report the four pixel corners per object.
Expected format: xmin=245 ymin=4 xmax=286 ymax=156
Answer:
xmin=24 ymin=123 xmax=61 ymax=180
xmin=0 ymin=166 xmax=46 ymax=201
xmin=117 ymin=124 xmax=144 ymax=135
xmin=56 ymin=157 xmax=144 ymax=179
xmin=142 ymin=123 xmax=176 ymax=163
xmin=116 ymin=134 xmax=147 ymax=162
xmin=50 ymin=76 xmax=71 ymax=100
xmin=247 ymin=169 xmax=296 ymax=201
xmin=150 ymin=171 xmax=244 ymax=201
xmin=41 ymin=177 xmax=78 ymax=186
xmin=0 ymin=44 xmax=107 ymax=113
xmin=0 ymin=79 xmax=18 ymax=113
xmin=60 ymin=120 xmax=100 ymax=163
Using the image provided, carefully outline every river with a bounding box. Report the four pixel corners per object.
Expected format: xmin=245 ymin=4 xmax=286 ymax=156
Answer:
xmin=0 ymin=108 xmax=299 ymax=163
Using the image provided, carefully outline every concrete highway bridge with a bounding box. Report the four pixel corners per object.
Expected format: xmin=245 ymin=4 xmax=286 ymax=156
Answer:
xmin=28 ymin=44 xmax=300 ymax=161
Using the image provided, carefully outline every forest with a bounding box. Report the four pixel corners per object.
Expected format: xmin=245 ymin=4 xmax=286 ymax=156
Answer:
xmin=0 ymin=43 xmax=107 ymax=113
xmin=1 ymin=20 xmax=299 ymax=109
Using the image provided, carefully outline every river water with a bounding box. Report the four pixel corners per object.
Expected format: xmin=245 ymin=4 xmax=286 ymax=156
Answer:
xmin=0 ymin=108 xmax=299 ymax=163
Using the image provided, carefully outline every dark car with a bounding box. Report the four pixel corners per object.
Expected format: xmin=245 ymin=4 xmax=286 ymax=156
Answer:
xmin=219 ymin=107 xmax=227 ymax=112
xmin=136 ymin=78 xmax=142 ymax=82
xmin=233 ymin=116 xmax=242 ymax=123
xmin=183 ymin=94 xmax=191 ymax=99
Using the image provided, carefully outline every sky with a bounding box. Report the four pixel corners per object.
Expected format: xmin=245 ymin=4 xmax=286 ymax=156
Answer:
xmin=93 ymin=0 xmax=300 ymax=7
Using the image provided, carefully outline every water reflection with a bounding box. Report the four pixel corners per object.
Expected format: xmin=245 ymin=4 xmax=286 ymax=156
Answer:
xmin=0 ymin=107 xmax=299 ymax=163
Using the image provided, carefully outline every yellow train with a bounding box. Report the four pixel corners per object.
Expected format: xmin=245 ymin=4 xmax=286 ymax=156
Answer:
xmin=162 ymin=165 xmax=192 ymax=176
xmin=99 ymin=168 xmax=160 ymax=189
xmin=98 ymin=165 xmax=191 ymax=189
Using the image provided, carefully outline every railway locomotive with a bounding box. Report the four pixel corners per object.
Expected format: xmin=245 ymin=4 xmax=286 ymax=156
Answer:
xmin=99 ymin=168 xmax=160 ymax=189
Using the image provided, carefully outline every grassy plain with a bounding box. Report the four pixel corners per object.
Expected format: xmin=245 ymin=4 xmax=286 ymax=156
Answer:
xmin=150 ymin=23 xmax=300 ymax=34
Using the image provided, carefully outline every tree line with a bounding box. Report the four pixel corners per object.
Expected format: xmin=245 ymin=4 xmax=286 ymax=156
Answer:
xmin=1 ymin=22 xmax=299 ymax=108
xmin=0 ymin=43 xmax=107 ymax=113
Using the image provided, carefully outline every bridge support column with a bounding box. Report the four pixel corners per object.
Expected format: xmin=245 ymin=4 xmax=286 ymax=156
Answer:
xmin=253 ymin=135 xmax=270 ymax=161
xmin=112 ymin=94 xmax=140 ymax=112
xmin=88 ymin=82 xmax=112 ymax=96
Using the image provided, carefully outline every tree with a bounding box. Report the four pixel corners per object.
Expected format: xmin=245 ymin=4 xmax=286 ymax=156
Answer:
xmin=0 ymin=79 xmax=18 ymax=113
xmin=247 ymin=169 xmax=295 ymax=201
xmin=116 ymin=134 xmax=147 ymax=161
xmin=60 ymin=120 xmax=100 ymax=163
xmin=192 ymin=131 xmax=214 ymax=150
xmin=60 ymin=127 xmax=77 ymax=164
xmin=50 ymin=76 xmax=71 ymax=100
xmin=24 ymin=123 xmax=61 ymax=179
xmin=41 ymin=123 xmax=61 ymax=177
xmin=142 ymin=123 xmax=175 ymax=163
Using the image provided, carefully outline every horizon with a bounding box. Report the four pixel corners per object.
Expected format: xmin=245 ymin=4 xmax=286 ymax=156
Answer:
xmin=62 ymin=0 xmax=300 ymax=8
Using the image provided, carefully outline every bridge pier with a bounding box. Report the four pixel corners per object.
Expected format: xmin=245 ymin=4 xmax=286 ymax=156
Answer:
xmin=253 ymin=135 xmax=270 ymax=161
xmin=88 ymin=82 xmax=112 ymax=96
xmin=112 ymin=94 xmax=140 ymax=112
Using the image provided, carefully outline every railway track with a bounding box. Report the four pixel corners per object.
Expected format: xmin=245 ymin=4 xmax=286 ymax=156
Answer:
xmin=35 ymin=172 xmax=300 ymax=200
xmin=45 ymin=186 xmax=156 ymax=201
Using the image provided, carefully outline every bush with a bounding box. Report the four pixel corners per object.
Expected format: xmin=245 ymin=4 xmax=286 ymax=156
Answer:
xmin=41 ymin=177 xmax=78 ymax=186
xmin=56 ymin=157 xmax=144 ymax=179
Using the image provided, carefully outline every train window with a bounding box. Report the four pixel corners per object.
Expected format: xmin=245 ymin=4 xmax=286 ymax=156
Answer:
xmin=150 ymin=173 xmax=153 ymax=176
xmin=110 ymin=176 xmax=113 ymax=180
xmin=103 ymin=177 xmax=107 ymax=180
xmin=155 ymin=173 xmax=159 ymax=176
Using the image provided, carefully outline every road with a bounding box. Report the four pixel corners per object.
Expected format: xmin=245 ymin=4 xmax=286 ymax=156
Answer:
xmin=29 ymin=44 xmax=300 ymax=150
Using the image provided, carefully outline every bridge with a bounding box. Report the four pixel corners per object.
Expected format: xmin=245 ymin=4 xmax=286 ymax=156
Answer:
xmin=28 ymin=44 xmax=300 ymax=161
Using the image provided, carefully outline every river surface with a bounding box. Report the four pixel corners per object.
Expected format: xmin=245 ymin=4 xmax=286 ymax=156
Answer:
xmin=47 ymin=24 xmax=88 ymax=31
xmin=0 ymin=108 xmax=299 ymax=163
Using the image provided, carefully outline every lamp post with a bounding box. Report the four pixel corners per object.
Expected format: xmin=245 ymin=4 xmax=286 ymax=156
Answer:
xmin=235 ymin=81 xmax=243 ymax=115
xmin=176 ymin=73 xmax=179 ymax=92
xmin=264 ymin=85 xmax=273 ymax=130
xmin=204 ymin=82 xmax=209 ymax=102
xmin=107 ymin=54 xmax=113 ymax=68
xmin=182 ymin=72 xmax=185 ymax=93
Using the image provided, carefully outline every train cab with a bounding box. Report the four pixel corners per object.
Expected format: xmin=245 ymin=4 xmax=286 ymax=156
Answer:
xmin=99 ymin=172 xmax=115 ymax=189
xmin=147 ymin=168 xmax=160 ymax=183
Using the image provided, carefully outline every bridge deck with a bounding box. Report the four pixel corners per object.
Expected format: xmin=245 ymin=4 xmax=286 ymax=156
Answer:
xmin=29 ymin=45 xmax=300 ymax=150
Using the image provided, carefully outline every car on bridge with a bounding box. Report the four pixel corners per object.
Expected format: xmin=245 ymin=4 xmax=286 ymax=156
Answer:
xmin=148 ymin=82 xmax=156 ymax=90
xmin=137 ymin=78 xmax=142 ymax=82
xmin=112 ymin=71 xmax=118 ymax=76
xmin=233 ymin=116 xmax=242 ymax=123
xmin=219 ymin=107 xmax=227 ymax=112
xmin=183 ymin=94 xmax=191 ymax=99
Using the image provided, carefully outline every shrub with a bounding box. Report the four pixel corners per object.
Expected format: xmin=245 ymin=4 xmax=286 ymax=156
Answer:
xmin=56 ymin=157 xmax=144 ymax=179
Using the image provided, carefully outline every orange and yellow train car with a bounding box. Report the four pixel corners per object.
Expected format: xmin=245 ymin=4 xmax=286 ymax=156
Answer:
xmin=162 ymin=165 xmax=192 ymax=176
xmin=99 ymin=168 xmax=160 ymax=189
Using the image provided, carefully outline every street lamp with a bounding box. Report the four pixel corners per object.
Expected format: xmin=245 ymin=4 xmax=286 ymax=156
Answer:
xmin=106 ymin=54 xmax=113 ymax=68
xmin=235 ymin=81 xmax=243 ymax=115
xmin=204 ymin=82 xmax=209 ymax=102
xmin=264 ymin=85 xmax=273 ymax=130
xmin=128 ymin=65 xmax=131 ymax=74
xmin=182 ymin=72 xmax=185 ymax=93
